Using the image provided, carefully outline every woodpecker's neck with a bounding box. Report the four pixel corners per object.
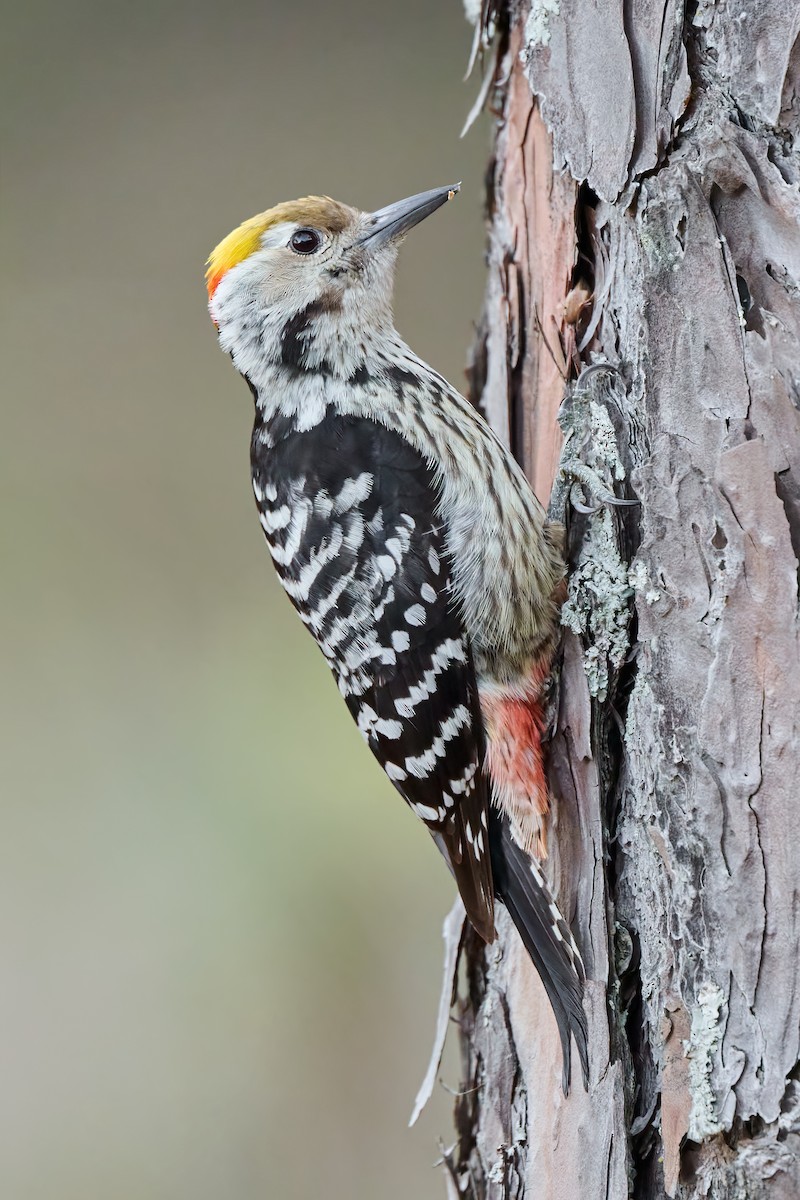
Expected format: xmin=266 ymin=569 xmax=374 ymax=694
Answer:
xmin=214 ymin=263 xmax=398 ymax=396
xmin=220 ymin=281 xmax=429 ymax=435
xmin=248 ymin=326 xmax=424 ymax=441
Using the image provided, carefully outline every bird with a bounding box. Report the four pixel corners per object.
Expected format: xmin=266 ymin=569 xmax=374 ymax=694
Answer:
xmin=206 ymin=183 xmax=588 ymax=1091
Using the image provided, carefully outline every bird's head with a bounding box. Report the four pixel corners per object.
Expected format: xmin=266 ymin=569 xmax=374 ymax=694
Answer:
xmin=206 ymin=184 xmax=460 ymax=382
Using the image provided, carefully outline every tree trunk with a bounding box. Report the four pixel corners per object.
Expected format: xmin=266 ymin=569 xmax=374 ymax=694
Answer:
xmin=446 ymin=3 xmax=800 ymax=1196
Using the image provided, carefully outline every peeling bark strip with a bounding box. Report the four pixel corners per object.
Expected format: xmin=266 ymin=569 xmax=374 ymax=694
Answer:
xmin=452 ymin=1 xmax=800 ymax=1197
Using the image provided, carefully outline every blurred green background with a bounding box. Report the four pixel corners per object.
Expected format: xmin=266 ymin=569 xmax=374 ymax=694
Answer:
xmin=1 ymin=1 xmax=489 ymax=1197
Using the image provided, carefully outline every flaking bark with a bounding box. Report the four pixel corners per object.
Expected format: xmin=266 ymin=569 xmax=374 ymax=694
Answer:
xmin=449 ymin=2 xmax=800 ymax=1196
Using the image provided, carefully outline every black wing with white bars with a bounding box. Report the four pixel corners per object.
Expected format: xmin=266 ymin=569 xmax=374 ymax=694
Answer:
xmin=251 ymin=412 xmax=495 ymax=942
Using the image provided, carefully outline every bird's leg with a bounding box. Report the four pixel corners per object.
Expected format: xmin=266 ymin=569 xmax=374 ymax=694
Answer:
xmin=548 ymin=359 xmax=638 ymax=522
xmin=562 ymin=461 xmax=640 ymax=515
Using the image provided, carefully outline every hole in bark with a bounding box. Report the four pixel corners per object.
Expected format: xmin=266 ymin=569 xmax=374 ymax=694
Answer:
xmin=736 ymin=273 xmax=751 ymax=314
xmin=675 ymin=214 xmax=687 ymax=251
xmin=711 ymin=524 xmax=727 ymax=550
xmin=566 ymin=182 xmax=600 ymax=364
xmin=681 ymin=1139 xmax=706 ymax=1183
xmin=734 ymin=271 xmax=763 ymax=334
xmin=733 ymin=1112 xmax=768 ymax=1147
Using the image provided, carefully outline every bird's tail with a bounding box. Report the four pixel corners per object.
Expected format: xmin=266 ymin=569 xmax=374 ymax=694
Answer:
xmin=488 ymin=808 xmax=589 ymax=1093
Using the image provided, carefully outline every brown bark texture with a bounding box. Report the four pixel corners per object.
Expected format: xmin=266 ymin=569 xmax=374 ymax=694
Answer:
xmin=446 ymin=2 xmax=800 ymax=1197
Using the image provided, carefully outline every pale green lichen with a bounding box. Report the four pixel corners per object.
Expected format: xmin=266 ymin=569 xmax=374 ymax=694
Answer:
xmin=587 ymin=399 xmax=625 ymax=481
xmin=628 ymin=558 xmax=662 ymax=605
xmin=523 ymin=0 xmax=560 ymax=50
xmin=561 ymin=507 xmax=632 ymax=701
xmin=639 ymin=195 xmax=686 ymax=273
xmin=686 ymin=981 xmax=725 ymax=1141
xmin=559 ymin=386 xmax=633 ymax=700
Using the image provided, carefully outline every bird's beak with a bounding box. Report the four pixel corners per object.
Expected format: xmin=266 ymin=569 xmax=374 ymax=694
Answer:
xmin=355 ymin=183 xmax=461 ymax=250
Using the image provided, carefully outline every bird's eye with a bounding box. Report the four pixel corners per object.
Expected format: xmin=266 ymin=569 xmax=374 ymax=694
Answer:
xmin=290 ymin=228 xmax=322 ymax=255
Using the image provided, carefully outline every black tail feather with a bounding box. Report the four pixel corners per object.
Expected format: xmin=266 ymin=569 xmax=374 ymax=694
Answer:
xmin=488 ymin=809 xmax=589 ymax=1093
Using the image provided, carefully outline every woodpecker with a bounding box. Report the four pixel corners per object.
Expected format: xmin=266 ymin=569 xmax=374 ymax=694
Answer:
xmin=207 ymin=184 xmax=588 ymax=1090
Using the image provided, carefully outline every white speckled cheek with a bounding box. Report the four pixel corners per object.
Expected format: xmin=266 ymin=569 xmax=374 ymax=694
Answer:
xmin=211 ymin=243 xmax=321 ymax=341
